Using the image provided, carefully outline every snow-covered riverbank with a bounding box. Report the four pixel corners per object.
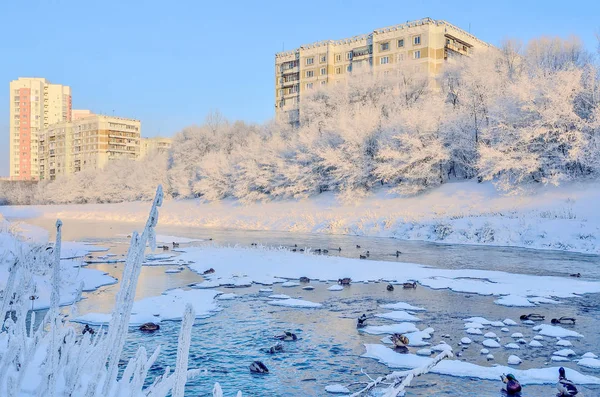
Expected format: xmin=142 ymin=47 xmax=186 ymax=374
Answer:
xmin=2 ymin=181 xmax=599 ymax=254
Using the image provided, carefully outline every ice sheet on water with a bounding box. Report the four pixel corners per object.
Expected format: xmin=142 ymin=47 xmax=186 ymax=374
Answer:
xmin=553 ymin=349 xmax=576 ymax=357
xmin=268 ymin=294 xmax=290 ymax=299
xmin=466 ymin=328 xmax=482 ymax=335
xmin=74 ymin=288 xmax=220 ymax=325
xmin=176 ymin=247 xmax=600 ymax=307
xmin=267 ymin=298 xmax=322 ymax=308
xmin=328 ymin=285 xmax=344 ymax=291
xmin=363 ymin=344 xmax=600 ymax=385
xmin=155 ymin=235 xmax=203 ymax=244
xmin=494 ymin=295 xmax=535 ymax=307
xmin=508 ymin=355 xmax=522 ymax=365
xmin=325 ymin=384 xmax=350 ymax=394
xmin=361 ymin=323 xmax=420 ymax=335
xmin=375 ymin=311 xmax=421 ymax=322
xmin=482 ymin=339 xmax=501 ymax=348
xmin=380 ymin=301 xmax=426 ymax=312
xmin=578 ymin=358 xmax=600 ymax=369
xmin=533 ymin=324 xmax=583 ymax=338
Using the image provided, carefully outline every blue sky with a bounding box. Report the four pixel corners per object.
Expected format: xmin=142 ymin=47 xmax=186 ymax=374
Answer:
xmin=1 ymin=0 xmax=599 ymax=176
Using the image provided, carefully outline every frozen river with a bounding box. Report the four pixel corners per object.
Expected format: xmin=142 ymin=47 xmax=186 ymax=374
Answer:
xmin=12 ymin=217 xmax=600 ymax=396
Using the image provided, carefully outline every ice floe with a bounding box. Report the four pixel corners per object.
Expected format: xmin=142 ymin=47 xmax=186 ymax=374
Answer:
xmin=505 ymin=343 xmax=520 ymax=349
xmin=551 ymin=356 xmax=571 ymax=362
xmin=511 ymin=333 xmax=524 ymax=338
xmin=484 ymin=332 xmax=497 ymax=338
xmin=216 ymin=293 xmax=238 ymax=300
xmin=508 ymin=355 xmax=522 ymax=365
xmin=267 ymin=298 xmax=321 ymax=308
xmin=174 ymin=246 xmax=600 ymax=307
xmin=553 ymin=349 xmax=576 ymax=357
xmin=578 ymin=358 xmax=600 ymax=369
xmin=461 ymin=337 xmax=472 ymax=345
xmin=327 ymin=285 xmax=344 ymax=291
xmin=417 ymin=349 xmax=432 ymax=356
xmin=582 ymin=352 xmax=598 ymax=359
xmin=325 ymin=384 xmax=350 ymax=394
xmin=466 ymin=328 xmax=483 ymax=335
xmin=529 ymin=340 xmax=543 ymax=347
xmin=363 ymin=344 xmax=600 ymax=385
xmin=503 ymin=319 xmax=517 ymax=325
xmin=268 ymin=294 xmax=290 ymax=299
xmin=375 ymin=311 xmax=421 ymax=322
xmin=556 ymin=339 xmax=573 ymax=347
xmin=380 ymin=301 xmax=426 ymax=311
xmin=482 ymin=339 xmax=501 ymax=348
xmin=74 ymin=289 xmax=220 ymax=325
xmin=361 ymin=323 xmax=420 ymax=335
xmin=281 ymin=281 xmax=300 ymax=288
xmin=533 ymin=324 xmax=583 ymax=338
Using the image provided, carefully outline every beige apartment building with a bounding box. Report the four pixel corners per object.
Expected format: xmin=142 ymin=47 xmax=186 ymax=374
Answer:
xmin=9 ymin=78 xmax=72 ymax=180
xmin=275 ymin=17 xmax=491 ymax=123
xmin=140 ymin=137 xmax=172 ymax=158
xmin=38 ymin=114 xmax=141 ymax=181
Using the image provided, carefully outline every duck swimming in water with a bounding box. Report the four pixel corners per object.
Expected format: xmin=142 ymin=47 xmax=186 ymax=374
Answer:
xmin=403 ymin=282 xmax=417 ymax=289
xmin=338 ymin=278 xmax=351 ymax=285
xmin=520 ymin=313 xmax=545 ymax=321
xmin=570 ymin=273 xmax=581 ymax=278
xmin=203 ymin=268 xmax=215 ymax=275
xmin=172 ymin=242 xmax=180 ymax=248
xmin=359 ymin=255 xmax=367 ymax=259
xmin=249 ymin=361 xmax=269 ymax=373
xmin=387 ymin=284 xmax=394 ymax=291
xmin=274 ymin=331 xmax=298 ymax=341
xmin=551 ymin=317 xmax=576 ymax=325
xmin=139 ymin=323 xmax=160 ymax=332
xmin=299 ymin=277 xmax=310 ymax=283
xmin=266 ymin=343 xmax=284 ymax=354
xmin=357 ymin=314 xmax=367 ymax=328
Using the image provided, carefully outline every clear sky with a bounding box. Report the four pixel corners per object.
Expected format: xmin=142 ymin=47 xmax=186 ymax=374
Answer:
xmin=1 ymin=0 xmax=598 ymax=176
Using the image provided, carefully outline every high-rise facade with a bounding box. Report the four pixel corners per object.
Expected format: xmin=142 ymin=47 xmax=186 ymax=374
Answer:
xmin=38 ymin=114 xmax=141 ymax=180
xmin=9 ymin=78 xmax=71 ymax=180
xmin=274 ymin=18 xmax=491 ymax=124
xmin=140 ymin=137 xmax=172 ymax=158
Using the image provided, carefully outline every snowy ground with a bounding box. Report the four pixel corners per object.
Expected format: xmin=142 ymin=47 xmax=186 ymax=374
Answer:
xmin=1 ymin=181 xmax=599 ymax=254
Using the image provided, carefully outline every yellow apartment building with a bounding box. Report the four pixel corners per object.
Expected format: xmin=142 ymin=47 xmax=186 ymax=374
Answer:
xmin=140 ymin=137 xmax=172 ymax=158
xmin=9 ymin=78 xmax=72 ymax=180
xmin=274 ymin=17 xmax=491 ymax=123
xmin=38 ymin=115 xmax=141 ymax=180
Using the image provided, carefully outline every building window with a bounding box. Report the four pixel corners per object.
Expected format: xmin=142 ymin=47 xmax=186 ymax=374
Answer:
xmin=320 ymin=80 xmax=326 ymax=86
xmin=398 ymin=38 xmax=405 ymax=48
xmin=278 ymin=89 xmax=283 ymax=97
xmin=346 ymin=64 xmax=352 ymax=72
xmin=335 ymin=54 xmax=342 ymax=62
xmin=306 ymin=82 xmax=313 ymax=90
xmin=306 ymin=57 xmax=314 ymax=65
xmin=346 ymin=51 xmax=352 ymax=60
xmin=380 ymin=56 xmax=389 ymax=65
xmin=380 ymin=42 xmax=390 ymax=51
xmin=413 ymin=50 xmax=421 ymax=59
xmin=320 ymin=55 xmax=327 ymax=63
xmin=305 ymin=70 xmax=314 ymax=78
xmin=414 ymin=35 xmax=421 ymax=45
xmin=320 ymin=67 xmax=326 ymax=75
xmin=335 ymin=67 xmax=342 ymax=74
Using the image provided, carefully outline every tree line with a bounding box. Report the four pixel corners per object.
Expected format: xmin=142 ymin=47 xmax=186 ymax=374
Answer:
xmin=2 ymin=36 xmax=599 ymax=205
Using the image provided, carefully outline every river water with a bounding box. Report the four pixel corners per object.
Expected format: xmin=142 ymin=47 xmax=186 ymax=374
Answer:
xmin=12 ymin=217 xmax=600 ymax=396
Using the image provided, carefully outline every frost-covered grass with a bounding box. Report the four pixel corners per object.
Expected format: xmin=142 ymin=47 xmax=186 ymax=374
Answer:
xmin=0 ymin=187 xmax=245 ymax=396
xmin=3 ymin=181 xmax=599 ymax=254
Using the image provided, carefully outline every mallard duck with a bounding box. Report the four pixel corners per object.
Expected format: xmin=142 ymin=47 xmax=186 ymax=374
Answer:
xmin=395 ymin=250 xmax=402 ymax=257
xmin=267 ymin=343 xmax=283 ymax=354
xmin=274 ymin=331 xmax=297 ymax=341
xmin=356 ymin=245 xmax=361 ymax=249
xmin=403 ymin=282 xmax=417 ymax=289
xmin=139 ymin=323 xmax=160 ymax=332
xmin=570 ymin=273 xmax=581 ymax=278
xmin=387 ymin=284 xmax=394 ymax=291
xmin=249 ymin=361 xmax=269 ymax=373
xmin=551 ymin=317 xmax=576 ymax=325
xmin=359 ymin=255 xmax=367 ymax=259
xmin=323 ymin=249 xmax=329 ymax=253
xmin=365 ymin=251 xmax=370 ymax=257
xmin=203 ymin=268 xmax=215 ymax=275
xmin=519 ymin=313 xmax=545 ymax=321
xmin=338 ymin=278 xmax=351 ymax=285
xmin=357 ymin=314 xmax=367 ymax=328
xmin=162 ymin=245 xmax=169 ymax=251
xmin=391 ymin=333 xmax=409 ymax=350
xmin=314 ymin=248 xmax=321 ymax=253
xmin=299 ymin=277 xmax=310 ymax=283
xmin=337 ymin=247 xmax=342 ymax=252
